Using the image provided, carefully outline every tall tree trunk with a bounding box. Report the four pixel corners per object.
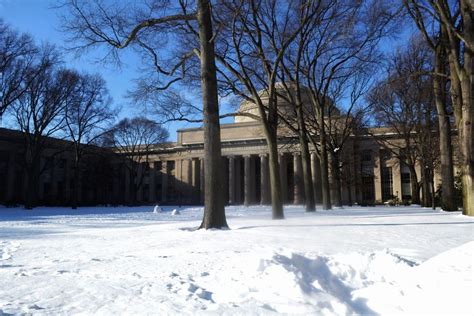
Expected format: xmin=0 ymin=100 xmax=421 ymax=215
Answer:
xmin=319 ymin=114 xmax=331 ymax=210
xmin=198 ymin=0 xmax=228 ymax=229
xmin=409 ymin=165 xmax=420 ymax=205
xmin=459 ymin=1 xmax=474 ymax=216
xmin=331 ymin=153 xmax=342 ymax=207
xmin=430 ymin=169 xmax=436 ymax=210
xmin=460 ymin=74 xmax=474 ymax=216
xmin=262 ymin=123 xmax=284 ymax=219
xmin=296 ymin=105 xmax=315 ymax=212
xmin=421 ymin=165 xmax=432 ymax=207
xmin=433 ymin=39 xmax=457 ymax=211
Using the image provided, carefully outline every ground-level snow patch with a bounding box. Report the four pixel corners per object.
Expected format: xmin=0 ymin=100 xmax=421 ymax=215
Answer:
xmin=0 ymin=205 xmax=473 ymax=314
xmin=0 ymin=241 xmax=20 ymax=262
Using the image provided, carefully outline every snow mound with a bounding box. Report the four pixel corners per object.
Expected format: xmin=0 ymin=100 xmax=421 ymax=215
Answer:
xmin=171 ymin=209 xmax=180 ymax=216
xmin=356 ymin=241 xmax=474 ymax=315
xmin=153 ymin=205 xmax=162 ymax=213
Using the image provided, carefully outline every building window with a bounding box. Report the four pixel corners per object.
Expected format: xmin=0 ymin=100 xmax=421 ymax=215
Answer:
xmin=380 ymin=149 xmax=391 ymax=164
xmin=401 ymin=164 xmax=411 ymax=200
xmin=154 ymin=161 xmax=162 ymax=171
xmin=361 ymin=150 xmax=372 ymax=162
xmin=381 ymin=166 xmax=393 ymax=201
xmin=361 ymin=175 xmax=375 ymax=201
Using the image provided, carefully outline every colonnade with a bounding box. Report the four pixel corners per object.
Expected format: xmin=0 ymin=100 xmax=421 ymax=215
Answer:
xmin=174 ymin=152 xmax=323 ymax=206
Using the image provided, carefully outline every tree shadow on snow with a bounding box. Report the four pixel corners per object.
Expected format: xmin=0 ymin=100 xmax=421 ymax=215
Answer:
xmin=237 ymin=221 xmax=474 ymax=230
xmin=268 ymin=253 xmax=376 ymax=315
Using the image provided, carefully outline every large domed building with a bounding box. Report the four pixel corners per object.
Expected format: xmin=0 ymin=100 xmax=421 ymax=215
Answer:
xmin=0 ymin=87 xmax=444 ymax=207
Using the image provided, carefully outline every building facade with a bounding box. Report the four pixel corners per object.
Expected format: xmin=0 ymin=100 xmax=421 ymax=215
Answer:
xmin=0 ymin=116 xmax=446 ymax=207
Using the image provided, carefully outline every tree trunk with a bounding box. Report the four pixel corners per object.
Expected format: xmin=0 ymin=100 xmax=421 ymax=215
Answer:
xmin=421 ymin=165 xmax=431 ymax=207
xmin=72 ymin=163 xmax=80 ymax=209
xmin=430 ymin=169 xmax=436 ymax=210
xmin=24 ymin=163 xmax=38 ymax=210
xmin=460 ymin=75 xmax=474 ymax=216
xmin=331 ymin=152 xmax=342 ymax=207
xmin=409 ymin=165 xmax=420 ymax=205
xmin=459 ymin=2 xmax=474 ymax=216
xmin=433 ymin=40 xmax=457 ymax=211
xmin=266 ymin=130 xmax=284 ymax=219
xmin=319 ymin=114 xmax=332 ymax=210
xmin=296 ymin=105 xmax=315 ymax=212
xmin=197 ymin=0 xmax=228 ymax=229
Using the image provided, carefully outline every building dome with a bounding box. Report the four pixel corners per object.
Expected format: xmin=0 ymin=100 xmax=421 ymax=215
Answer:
xmin=235 ymin=84 xmax=340 ymax=123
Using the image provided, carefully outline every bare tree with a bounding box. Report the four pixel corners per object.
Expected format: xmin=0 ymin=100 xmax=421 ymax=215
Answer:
xmin=325 ymin=75 xmax=371 ymax=207
xmin=403 ymin=2 xmax=457 ymax=211
xmin=105 ymin=117 xmax=168 ymax=205
xmin=368 ymin=39 xmax=439 ymax=206
xmin=64 ymin=71 xmax=115 ymax=209
xmin=212 ymin=0 xmax=318 ymax=219
xmin=0 ymin=19 xmax=37 ymax=121
xmin=9 ymin=46 xmax=73 ymax=209
xmin=404 ymin=0 xmax=473 ymax=215
xmin=273 ymin=2 xmax=320 ymax=213
xmin=60 ymin=0 xmax=228 ymax=228
xmin=298 ymin=0 xmax=399 ymax=210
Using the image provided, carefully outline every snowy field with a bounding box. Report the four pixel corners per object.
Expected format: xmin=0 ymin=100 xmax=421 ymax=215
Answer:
xmin=0 ymin=205 xmax=473 ymax=315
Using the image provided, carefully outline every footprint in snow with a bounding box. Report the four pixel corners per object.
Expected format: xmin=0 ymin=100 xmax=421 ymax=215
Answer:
xmin=55 ymin=270 xmax=69 ymax=275
xmin=0 ymin=241 xmax=21 ymax=261
xmin=90 ymin=258 xmax=102 ymax=262
xmin=21 ymin=304 xmax=44 ymax=313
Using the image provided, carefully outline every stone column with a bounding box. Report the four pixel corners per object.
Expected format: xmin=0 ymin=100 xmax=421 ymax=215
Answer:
xmin=186 ymin=159 xmax=193 ymax=204
xmin=235 ymin=157 xmax=242 ymax=204
xmin=260 ymin=154 xmax=270 ymax=205
xmin=393 ymin=157 xmax=403 ymax=200
xmin=279 ymin=154 xmax=288 ymax=203
xmin=149 ymin=161 xmax=156 ymax=203
xmin=200 ymin=158 xmax=205 ymax=204
xmin=192 ymin=159 xmax=200 ymax=203
xmin=293 ymin=153 xmax=304 ymax=204
xmin=374 ymin=150 xmax=383 ymax=202
xmin=175 ymin=159 xmax=182 ymax=199
xmin=228 ymin=156 xmax=235 ymax=204
xmin=161 ymin=161 xmax=168 ymax=203
xmin=311 ymin=152 xmax=322 ymax=204
xmin=244 ymin=155 xmax=251 ymax=206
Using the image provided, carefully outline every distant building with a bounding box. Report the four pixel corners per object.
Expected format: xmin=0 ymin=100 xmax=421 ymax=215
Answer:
xmin=0 ymin=99 xmax=452 ymax=207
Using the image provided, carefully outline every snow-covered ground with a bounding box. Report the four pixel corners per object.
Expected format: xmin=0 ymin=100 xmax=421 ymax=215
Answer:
xmin=0 ymin=205 xmax=473 ymax=315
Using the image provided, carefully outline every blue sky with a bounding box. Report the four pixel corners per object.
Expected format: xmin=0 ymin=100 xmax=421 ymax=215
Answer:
xmin=1 ymin=0 xmax=414 ymax=141
xmin=0 ymin=0 xmax=211 ymax=141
